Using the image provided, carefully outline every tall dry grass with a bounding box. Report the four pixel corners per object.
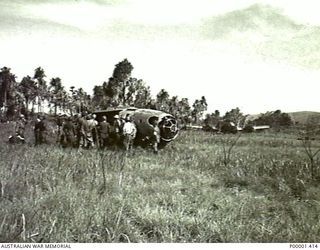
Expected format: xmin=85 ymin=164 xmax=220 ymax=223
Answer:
xmin=0 ymin=123 xmax=320 ymax=242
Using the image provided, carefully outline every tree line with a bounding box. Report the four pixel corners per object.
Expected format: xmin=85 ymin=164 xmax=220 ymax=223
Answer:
xmin=0 ymin=59 xmax=293 ymax=129
xmin=0 ymin=59 xmax=207 ymax=126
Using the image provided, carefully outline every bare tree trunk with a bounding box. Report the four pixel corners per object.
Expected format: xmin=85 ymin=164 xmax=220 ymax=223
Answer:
xmin=3 ymin=87 xmax=7 ymax=110
xmin=25 ymin=98 xmax=29 ymax=113
xmin=37 ymin=96 xmax=42 ymax=113
xmin=32 ymin=101 xmax=35 ymax=114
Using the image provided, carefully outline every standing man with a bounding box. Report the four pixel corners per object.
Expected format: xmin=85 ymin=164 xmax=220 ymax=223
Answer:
xmin=151 ymin=118 xmax=161 ymax=154
xmin=122 ymin=115 xmax=137 ymax=151
xmin=90 ymin=114 xmax=99 ymax=148
xmin=61 ymin=116 xmax=75 ymax=147
xmin=74 ymin=113 xmax=85 ymax=148
xmin=82 ymin=114 xmax=92 ymax=149
xmin=112 ymin=114 xmax=122 ymax=146
xmin=98 ymin=115 xmax=111 ymax=149
xmin=15 ymin=114 xmax=27 ymax=141
xmin=34 ymin=115 xmax=46 ymax=145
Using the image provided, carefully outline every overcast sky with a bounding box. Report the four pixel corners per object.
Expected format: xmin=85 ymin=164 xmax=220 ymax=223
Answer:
xmin=1 ymin=0 xmax=320 ymax=114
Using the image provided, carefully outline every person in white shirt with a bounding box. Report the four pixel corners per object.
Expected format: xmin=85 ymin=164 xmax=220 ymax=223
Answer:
xmin=112 ymin=114 xmax=122 ymax=146
xmin=122 ymin=115 xmax=137 ymax=151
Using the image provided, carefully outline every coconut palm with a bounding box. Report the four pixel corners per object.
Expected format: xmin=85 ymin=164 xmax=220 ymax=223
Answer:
xmin=18 ymin=75 xmax=37 ymax=113
xmin=192 ymin=96 xmax=208 ymax=124
xmin=49 ymin=77 xmax=64 ymax=115
xmin=0 ymin=66 xmax=16 ymax=111
xmin=33 ymin=67 xmax=48 ymax=113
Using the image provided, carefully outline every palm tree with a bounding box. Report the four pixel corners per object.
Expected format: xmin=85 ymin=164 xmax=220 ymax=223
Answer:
xmin=192 ymin=96 xmax=208 ymax=124
xmin=33 ymin=67 xmax=48 ymax=113
xmin=49 ymin=77 xmax=64 ymax=115
xmin=0 ymin=66 xmax=16 ymax=111
xmin=19 ymin=75 xmax=37 ymax=113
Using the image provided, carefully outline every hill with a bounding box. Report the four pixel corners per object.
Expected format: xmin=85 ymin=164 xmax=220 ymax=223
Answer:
xmin=245 ymin=111 xmax=320 ymax=126
xmin=289 ymin=111 xmax=320 ymax=125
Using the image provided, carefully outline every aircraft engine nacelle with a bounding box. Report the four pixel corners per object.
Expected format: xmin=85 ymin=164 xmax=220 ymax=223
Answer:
xmin=120 ymin=108 xmax=179 ymax=148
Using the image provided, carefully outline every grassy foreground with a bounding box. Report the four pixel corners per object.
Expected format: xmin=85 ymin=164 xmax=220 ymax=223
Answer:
xmin=0 ymin=123 xmax=320 ymax=243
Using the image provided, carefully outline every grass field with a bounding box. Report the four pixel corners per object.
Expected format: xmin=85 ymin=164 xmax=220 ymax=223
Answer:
xmin=0 ymin=122 xmax=320 ymax=243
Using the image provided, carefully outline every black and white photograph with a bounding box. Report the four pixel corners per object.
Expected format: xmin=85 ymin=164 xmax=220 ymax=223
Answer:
xmin=0 ymin=0 xmax=320 ymax=246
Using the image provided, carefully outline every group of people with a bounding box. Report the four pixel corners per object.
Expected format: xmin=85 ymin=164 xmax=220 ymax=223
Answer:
xmin=9 ymin=112 xmax=161 ymax=153
xmin=9 ymin=113 xmax=46 ymax=145
xmin=8 ymin=114 xmax=28 ymax=144
xmin=57 ymin=113 xmax=138 ymax=151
